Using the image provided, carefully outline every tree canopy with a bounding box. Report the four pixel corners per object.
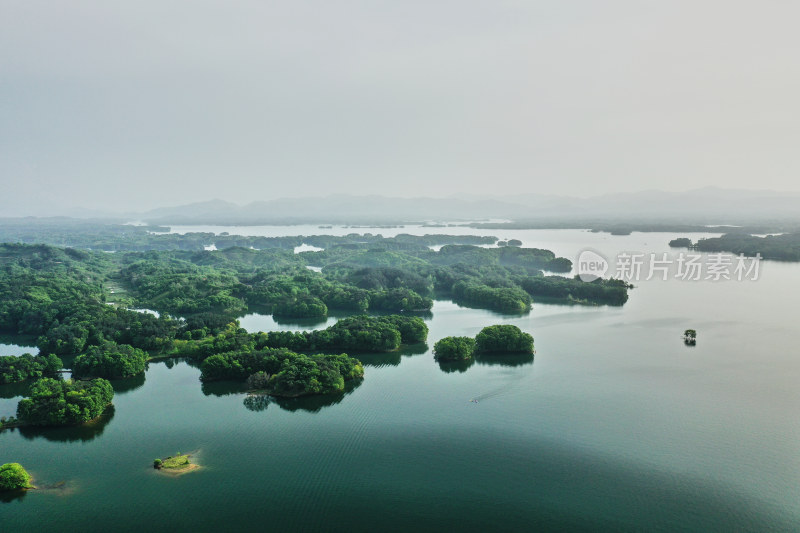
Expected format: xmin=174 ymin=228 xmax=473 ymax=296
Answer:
xmin=0 ymin=463 xmax=33 ymax=491
xmin=16 ymin=378 xmax=114 ymax=426
xmin=475 ymin=325 xmax=534 ymax=354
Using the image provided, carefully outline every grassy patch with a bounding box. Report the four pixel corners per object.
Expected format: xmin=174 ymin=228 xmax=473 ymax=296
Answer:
xmin=154 ymin=453 xmax=200 ymax=476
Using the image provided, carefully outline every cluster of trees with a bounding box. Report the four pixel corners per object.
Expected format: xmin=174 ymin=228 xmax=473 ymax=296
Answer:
xmin=16 ymin=378 xmax=114 ymax=426
xmin=72 ymin=342 xmax=148 ymax=378
xmin=518 ymin=276 xmax=630 ymax=306
xmin=0 ymin=218 xmax=498 ymax=253
xmin=433 ymin=336 xmax=476 ymax=361
xmin=263 ymin=315 xmax=428 ymax=353
xmin=0 ymin=240 xmax=627 ymax=371
xmin=200 ymin=348 xmax=364 ymax=397
xmin=452 ymin=281 xmax=532 ymax=313
xmin=691 ymin=233 xmax=800 ymax=261
xmin=119 ymin=259 xmax=248 ymax=316
xmin=434 ymin=325 xmax=534 ymax=361
xmin=0 ymin=353 xmax=62 ymax=384
xmin=0 ymin=239 xmax=623 ymax=419
xmin=273 ymin=296 xmax=328 ymax=318
xmin=0 ymin=463 xmax=32 ymax=491
xmin=475 ymin=325 xmax=534 ymax=354
xmin=368 ymin=288 xmax=433 ymax=312
xmin=668 ymin=238 xmax=693 ymax=248
xmin=171 ymin=315 xmax=427 ymax=364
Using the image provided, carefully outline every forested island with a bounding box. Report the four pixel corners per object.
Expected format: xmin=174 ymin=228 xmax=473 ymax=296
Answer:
xmin=670 ymin=233 xmax=800 ymax=261
xmin=433 ymin=325 xmax=534 ymax=361
xmin=0 ymin=353 xmax=62 ymax=384
xmin=0 ymin=233 xmax=624 ymax=426
xmin=0 ymin=463 xmax=33 ymax=491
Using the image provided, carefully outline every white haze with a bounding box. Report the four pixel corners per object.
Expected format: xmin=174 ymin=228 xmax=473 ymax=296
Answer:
xmin=1 ymin=1 xmax=799 ymax=216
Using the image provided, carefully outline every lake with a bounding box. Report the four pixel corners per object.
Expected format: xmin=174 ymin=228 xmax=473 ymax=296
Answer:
xmin=1 ymin=229 xmax=798 ymax=531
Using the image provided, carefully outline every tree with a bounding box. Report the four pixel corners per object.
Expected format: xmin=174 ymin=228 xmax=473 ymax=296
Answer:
xmin=0 ymin=463 xmax=33 ymax=491
xmin=72 ymin=342 xmax=148 ymax=379
xmin=16 ymin=378 xmax=114 ymax=426
xmin=433 ymin=336 xmax=475 ymax=361
xmin=475 ymin=325 xmax=534 ymax=354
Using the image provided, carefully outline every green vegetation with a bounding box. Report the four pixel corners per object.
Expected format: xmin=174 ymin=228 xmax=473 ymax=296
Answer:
xmin=475 ymin=325 xmax=534 ymax=354
xmin=684 ymin=329 xmax=697 ymax=346
xmin=519 ymin=276 xmax=630 ymax=306
xmin=0 ymin=236 xmax=620 ymax=410
xmin=72 ymin=342 xmax=148 ymax=378
xmin=433 ymin=336 xmax=476 ymax=361
xmin=683 ymin=232 xmax=800 ymax=261
xmin=0 ymin=463 xmax=33 ymax=491
xmin=0 ymin=353 xmax=62 ymax=384
xmin=201 ymin=349 xmax=364 ymax=397
xmin=668 ymin=238 xmax=693 ymax=248
xmin=452 ymin=281 xmax=531 ymax=313
xmin=273 ymin=296 xmax=328 ymax=318
xmin=16 ymin=378 xmax=114 ymax=426
xmin=263 ymin=315 xmax=428 ymax=353
xmin=162 ymin=454 xmax=190 ymax=469
xmin=0 ymin=415 xmax=20 ymax=429
xmin=153 ymin=453 xmax=199 ymax=474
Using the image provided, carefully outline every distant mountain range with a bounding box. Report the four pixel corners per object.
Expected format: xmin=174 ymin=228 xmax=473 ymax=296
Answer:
xmin=128 ymin=187 xmax=800 ymax=226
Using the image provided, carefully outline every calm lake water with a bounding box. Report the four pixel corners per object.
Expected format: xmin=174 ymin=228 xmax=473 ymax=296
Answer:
xmin=1 ymin=229 xmax=798 ymax=531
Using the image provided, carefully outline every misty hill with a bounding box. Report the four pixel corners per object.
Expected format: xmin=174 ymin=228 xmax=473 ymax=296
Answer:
xmin=136 ymin=188 xmax=800 ymax=227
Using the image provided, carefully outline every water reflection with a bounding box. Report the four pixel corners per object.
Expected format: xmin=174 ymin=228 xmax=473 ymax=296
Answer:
xmin=0 ymin=381 xmax=30 ymax=399
xmin=19 ymin=405 xmax=115 ymax=443
xmin=437 ymin=359 xmax=475 ymax=373
xmin=0 ymin=489 xmax=28 ymax=504
xmin=450 ymin=299 xmax=530 ymax=318
xmin=354 ymin=343 xmax=429 ymax=367
xmin=242 ymin=394 xmax=270 ymax=412
xmin=356 ymin=352 xmax=401 ymax=367
xmin=243 ymin=380 xmax=362 ymax=413
xmin=202 ymin=380 xmax=246 ymax=397
xmin=110 ymin=373 xmax=146 ymax=395
xmin=436 ymin=353 xmax=535 ymax=374
xmin=0 ymin=333 xmax=40 ymax=356
xmin=272 ymin=315 xmax=330 ymax=329
xmin=475 ymin=353 xmax=535 ymax=367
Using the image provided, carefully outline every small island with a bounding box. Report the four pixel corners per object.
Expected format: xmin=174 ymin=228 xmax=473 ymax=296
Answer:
xmin=0 ymin=463 xmax=33 ymax=492
xmin=669 ymin=238 xmax=694 ymax=248
xmin=475 ymin=325 xmax=534 ymax=354
xmin=153 ymin=453 xmax=200 ymax=476
xmin=434 ymin=336 xmax=476 ymax=361
xmin=16 ymin=378 xmax=114 ymax=427
xmin=684 ymin=329 xmax=697 ymax=346
xmin=432 ymin=325 xmax=535 ymax=364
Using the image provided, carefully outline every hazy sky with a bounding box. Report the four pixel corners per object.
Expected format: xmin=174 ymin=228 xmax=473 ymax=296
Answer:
xmin=2 ymin=1 xmax=799 ymax=214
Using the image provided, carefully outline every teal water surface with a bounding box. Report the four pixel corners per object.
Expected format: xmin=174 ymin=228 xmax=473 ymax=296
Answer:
xmin=1 ymin=230 xmax=798 ymax=531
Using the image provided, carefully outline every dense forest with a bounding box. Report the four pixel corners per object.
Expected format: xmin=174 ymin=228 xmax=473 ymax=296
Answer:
xmin=672 ymin=233 xmax=800 ymax=261
xmin=16 ymin=378 xmax=114 ymax=426
xmin=0 ymin=226 xmax=624 ymax=424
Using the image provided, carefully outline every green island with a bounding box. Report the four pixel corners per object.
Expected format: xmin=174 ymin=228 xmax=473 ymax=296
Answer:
xmin=475 ymin=325 xmax=534 ymax=354
xmin=201 ymin=349 xmax=364 ymax=397
xmin=0 ymin=353 xmax=62 ymax=385
xmin=433 ymin=336 xmax=477 ymax=361
xmin=670 ymin=232 xmax=800 ymax=261
xmin=434 ymin=325 xmax=534 ymax=362
xmin=15 ymin=378 xmax=114 ymax=427
xmin=0 ymin=463 xmax=33 ymax=492
xmin=153 ymin=453 xmax=200 ymax=475
xmin=0 ymin=235 xmax=613 ymax=425
xmin=668 ymin=238 xmax=694 ymax=248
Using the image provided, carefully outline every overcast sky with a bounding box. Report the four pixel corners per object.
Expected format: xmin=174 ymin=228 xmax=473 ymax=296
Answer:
xmin=2 ymin=1 xmax=799 ymax=215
